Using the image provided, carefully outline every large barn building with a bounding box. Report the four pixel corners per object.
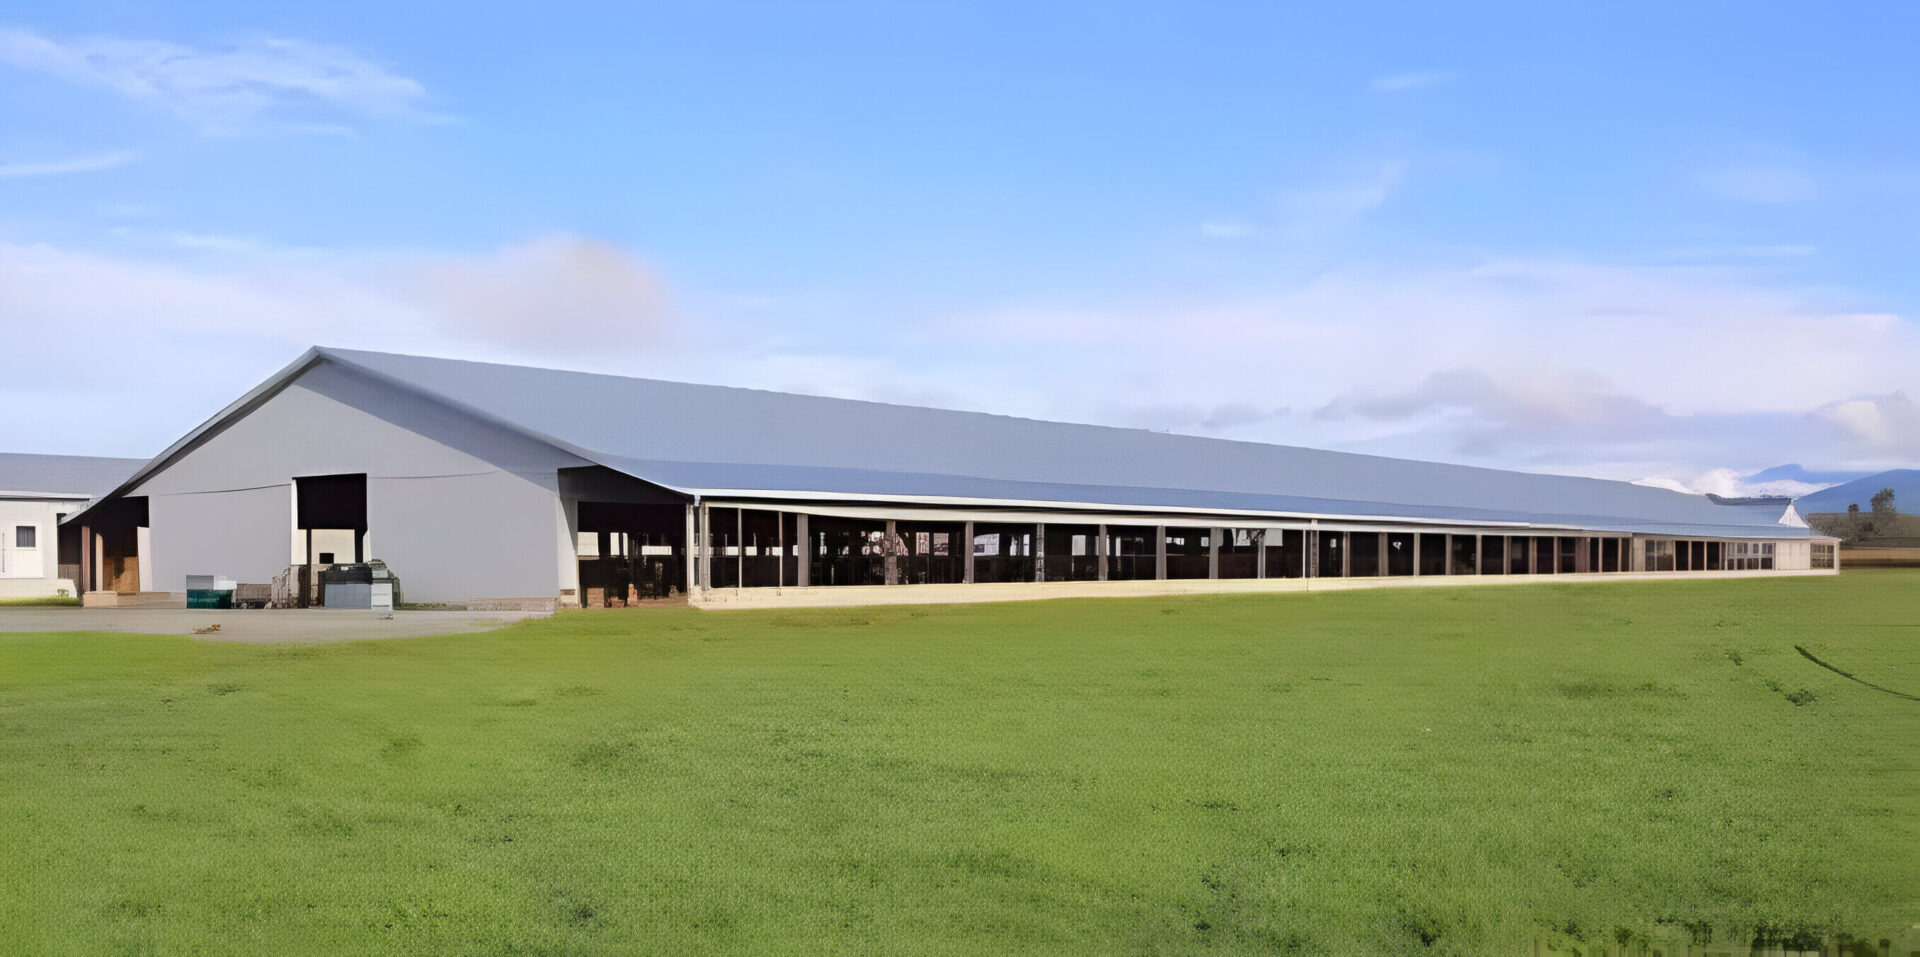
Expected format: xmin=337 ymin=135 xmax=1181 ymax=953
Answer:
xmin=65 ymin=347 xmax=1837 ymax=609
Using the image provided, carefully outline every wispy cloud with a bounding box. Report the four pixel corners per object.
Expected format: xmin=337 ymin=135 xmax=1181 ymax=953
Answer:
xmin=0 ymin=28 xmax=441 ymax=134
xmin=1272 ymin=159 xmax=1407 ymax=231
xmin=1699 ymin=162 xmax=1815 ymax=204
xmin=1316 ymin=368 xmax=1920 ymax=476
xmin=0 ymin=149 xmax=140 ymax=178
xmin=1370 ymin=71 xmax=1448 ymax=93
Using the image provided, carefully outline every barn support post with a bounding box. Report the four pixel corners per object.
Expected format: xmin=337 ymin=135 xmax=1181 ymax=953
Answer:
xmin=796 ymin=512 xmax=810 ymax=587
xmin=79 ymin=523 xmax=92 ymax=593
xmin=698 ymin=504 xmax=710 ymax=591
xmin=884 ymin=519 xmax=899 ymax=585
xmin=1255 ymin=530 xmax=1267 ymax=579
xmin=776 ymin=511 xmax=785 ymax=588
xmin=736 ymin=509 xmax=745 ymax=589
xmin=1208 ymin=527 xmax=1220 ymax=579
xmin=1410 ymin=530 xmax=1420 ymax=577
xmin=681 ymin=504 xmax=697 ymax=595
xmin=1154 ymin=526 xmax=1168 ymax=580
xmin=1096 ymin=523 xmax=1109 ymax=581
xmin=1034 ymin=522 xmax=1046 ymax=582
xmin=962 ymin=520 xmax=974 ymax=584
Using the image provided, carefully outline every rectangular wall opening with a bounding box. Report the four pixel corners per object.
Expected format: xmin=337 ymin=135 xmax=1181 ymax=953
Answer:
xmin=1264 ymin=529 xmax=1306 ymax=579
xmin=972 ymin=523 xmax=1035 ymax=583
xmin=1104 ymin=526 xmax=1157 ymax=581
xmin=1042 ymin=524 xmax=1101 ymax=582
xmin=1349 ymin=532 xmax=1381 ymax=577
xmin=1418 ymin=533 xmax=1448 ymax=575
xmin=1165 ymin=527 xmax=1210 ymax=579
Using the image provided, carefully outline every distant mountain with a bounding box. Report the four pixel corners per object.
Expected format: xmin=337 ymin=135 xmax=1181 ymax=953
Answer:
xmin=1794 ymin=469 xmax=1920 ymax=514
xmin=1748 ymin=463 xmax=1874 ymax=486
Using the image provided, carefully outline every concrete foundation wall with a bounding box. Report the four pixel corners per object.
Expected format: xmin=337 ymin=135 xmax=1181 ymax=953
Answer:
xmin=692 ymin=565 xmax=1841 ymax=610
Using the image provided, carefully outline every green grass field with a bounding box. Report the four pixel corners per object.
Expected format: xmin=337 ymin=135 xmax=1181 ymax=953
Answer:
xmin=3 ymin=573 xmax=1916 ymax=954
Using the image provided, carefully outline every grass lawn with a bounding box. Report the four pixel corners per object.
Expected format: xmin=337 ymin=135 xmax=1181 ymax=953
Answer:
xmin=3 ymin=573 xmax=1916 ymax=954
xmin=0 ymin=596 xmax=81 ymax=607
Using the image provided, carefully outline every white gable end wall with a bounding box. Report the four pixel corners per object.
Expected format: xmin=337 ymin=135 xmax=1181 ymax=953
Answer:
xmin=136 ymin=379 xmax=578 ymax=602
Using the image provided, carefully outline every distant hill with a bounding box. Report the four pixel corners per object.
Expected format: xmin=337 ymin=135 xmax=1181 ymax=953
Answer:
xmin=1795 ymin=468 xmax=1920 ymax=514
xmin=1748 ymin=463 xmax=1873 ymax=486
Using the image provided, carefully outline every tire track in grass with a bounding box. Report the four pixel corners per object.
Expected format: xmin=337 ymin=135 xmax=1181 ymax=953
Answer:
xmin=1795 ymin=645 xmax=1920 ymax=701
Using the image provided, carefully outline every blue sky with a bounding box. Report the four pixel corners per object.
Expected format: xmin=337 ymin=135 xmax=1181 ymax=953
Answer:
xmin=3 ymin=2 xmax=1916 ymax=494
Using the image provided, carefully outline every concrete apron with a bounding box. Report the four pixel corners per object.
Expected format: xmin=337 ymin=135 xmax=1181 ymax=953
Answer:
xmin=689 ymin=567 xmax=1840 ymax=610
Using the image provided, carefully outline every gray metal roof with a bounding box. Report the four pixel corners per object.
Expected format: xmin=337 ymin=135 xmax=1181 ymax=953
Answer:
xmin=0 ymin=453 xmax=146 ymax=499
xmin=314 ymin=347 xmax=1810 ymax=539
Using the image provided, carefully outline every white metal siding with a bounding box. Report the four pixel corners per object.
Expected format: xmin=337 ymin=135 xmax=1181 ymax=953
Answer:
xmin=134 ymin=380 xmax=577 ymax=601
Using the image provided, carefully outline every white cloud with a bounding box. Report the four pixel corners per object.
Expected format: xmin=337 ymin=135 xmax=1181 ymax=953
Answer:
xmin=1633 ymin=468 xmax=1828 ymax=500
xmin=397 ymin=236 xmax=671 ymax=350
xmin=5 ymin=227 xmax=1916 ymax=480
xmin=1370 ymin=71 xmax=1448 ymax=92
xmin=0 ymin=150 xmax=141 ymax=178
xmin=1816 ymin=392 xmax=1919 ymax=456
xmin=904 ymin=254 xmax=1919 ymax=476
xmin=0 ymin=234 xmax=675 ymax=450
xmin=1700 ymin=163 xmax=1815 ymax=204
xmin=0 ymin=28 xmax=439 ymax=134
xmin=1274 ymin=160 xmax=1405 ymax=226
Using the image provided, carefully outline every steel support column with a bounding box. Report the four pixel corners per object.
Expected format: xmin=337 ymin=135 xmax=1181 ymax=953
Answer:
xmin=796 ymin=512 xmax=810 ymax=587
xmin=1034 ymin=522 xmax=1046 ymax=582
xmin=962 ymin=520 xmax=974 ymax=584
xmin=1096 ymin=523 xmax=1108 ymax=581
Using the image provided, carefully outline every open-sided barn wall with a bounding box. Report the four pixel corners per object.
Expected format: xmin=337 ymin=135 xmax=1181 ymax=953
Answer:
xmin=135 ymin=367 xmax=588 ymax=601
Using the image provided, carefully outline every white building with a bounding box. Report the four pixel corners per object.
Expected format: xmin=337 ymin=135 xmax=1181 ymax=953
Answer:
xmin=0 ymin=454 xmax=144 ymax=600
xmin=63 ymin=347 xmax=1838 ymax=610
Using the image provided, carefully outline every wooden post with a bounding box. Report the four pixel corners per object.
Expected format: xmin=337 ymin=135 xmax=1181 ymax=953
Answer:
xmin=736 ymin=510 xmax=745 ymax=588
xmin=1097 ymin=524 xmax=1109 ymax=581
xmin=796 ymin=513 xmax=810 ymax=587
xmin=1255 ymin=530 xmax=1267 ymax=579
xmin=1208 ymin=527 xmax=1221 ymax=579
xmin=962 ymin=520 xmax=974 ymax=584
xmin=1034 ymin=522 xmax=1046 ymax=582
xmin=1412 ymin=532 xmax=1421 ymax=577
xmin=1339 ymin=532 xmax=1350 ymax=578
xmin=79 ymin=523 xmax=92 ymax=593
xmin=1379 ymin=532 xmax=1389 ymax=577
xmin=1154 ymin=525 xmax=1167 ymax=580
xmin=884 ymin=519 xmax=899 ymax=585
xmin=1308 ymin=528 xmax=1319 ymax=578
